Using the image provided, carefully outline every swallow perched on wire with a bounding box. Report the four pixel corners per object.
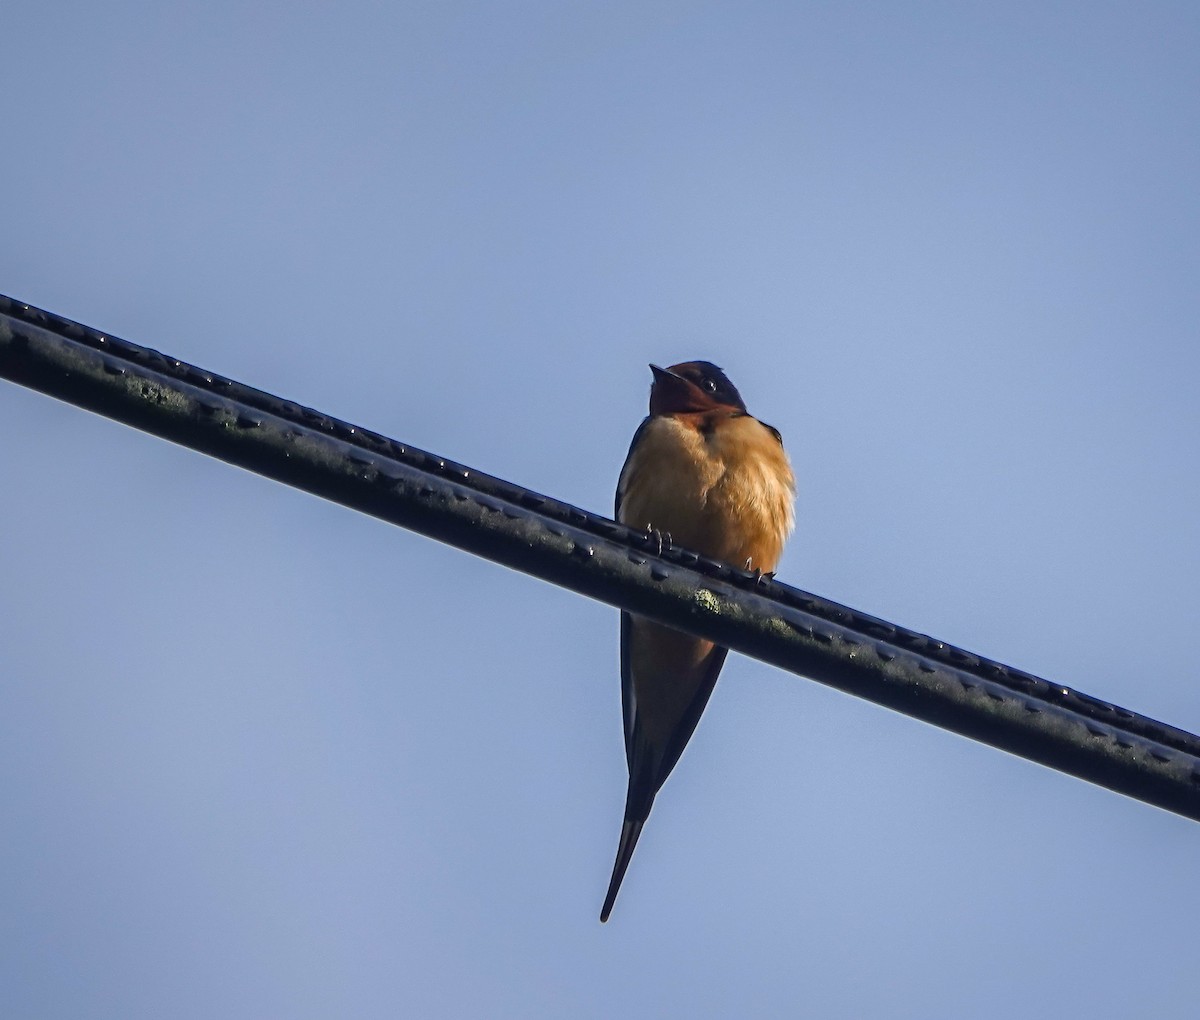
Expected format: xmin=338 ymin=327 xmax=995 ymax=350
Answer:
xmin=601 ymin=361 xmax=795 ymax=922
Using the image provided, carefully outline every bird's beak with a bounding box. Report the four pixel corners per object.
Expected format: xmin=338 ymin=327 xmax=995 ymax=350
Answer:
xmin=649 ymin=363 xmax=708 ymax=414
xmin=649 ymin=364 xmax=685 ymax=385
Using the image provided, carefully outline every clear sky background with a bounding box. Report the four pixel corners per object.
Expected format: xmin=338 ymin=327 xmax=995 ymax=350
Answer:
xmin=2 ymin=3 xmax=1198 ymax=1017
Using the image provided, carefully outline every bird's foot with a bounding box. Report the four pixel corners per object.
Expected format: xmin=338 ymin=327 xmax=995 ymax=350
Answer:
xmin=745 ymin=560 xmax=776 ymax=586
xmin=648 ymin=528 xmax=673 ymax=556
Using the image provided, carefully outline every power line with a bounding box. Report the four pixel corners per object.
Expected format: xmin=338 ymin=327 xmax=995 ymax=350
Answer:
xmin=3 ymin=292 xmax=1198 ymax=821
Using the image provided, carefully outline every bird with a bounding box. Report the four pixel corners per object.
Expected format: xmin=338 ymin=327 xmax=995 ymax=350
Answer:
xmin=601 ymin=361 xmax=795 ymax=922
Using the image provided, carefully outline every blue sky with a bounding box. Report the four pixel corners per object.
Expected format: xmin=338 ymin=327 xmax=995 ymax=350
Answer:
xmin=2 ymin=3 xmax=1198 ymax=1017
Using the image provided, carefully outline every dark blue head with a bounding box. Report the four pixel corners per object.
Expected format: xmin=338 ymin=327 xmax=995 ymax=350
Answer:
xmin=649 ymin=361 xmax=747 ymax=415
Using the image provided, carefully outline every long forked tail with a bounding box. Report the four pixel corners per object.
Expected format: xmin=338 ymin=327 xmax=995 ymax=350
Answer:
xmin=600 ymin=817 xmax=646 ymax=923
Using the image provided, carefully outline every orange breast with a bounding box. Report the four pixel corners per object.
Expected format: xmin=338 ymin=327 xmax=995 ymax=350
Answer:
xmin=618 ymin=414 xmax=794 ymax=572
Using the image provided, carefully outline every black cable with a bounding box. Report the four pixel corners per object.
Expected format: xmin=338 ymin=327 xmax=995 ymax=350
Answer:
xmin=3 ymin=293 xmax=1198 ymax=821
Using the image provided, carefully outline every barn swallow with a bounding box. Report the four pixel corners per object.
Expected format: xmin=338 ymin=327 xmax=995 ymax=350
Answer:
xmin=601 ymin=361 xmax=795 ymax=922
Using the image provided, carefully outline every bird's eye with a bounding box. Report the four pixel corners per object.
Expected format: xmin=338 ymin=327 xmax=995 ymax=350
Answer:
xmin=701 ymin=377 xmax=718 ymax=394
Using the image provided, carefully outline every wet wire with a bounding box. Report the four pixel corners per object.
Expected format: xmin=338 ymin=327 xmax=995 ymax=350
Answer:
xmin=3 ymin=292 xmax=1199 ymax=822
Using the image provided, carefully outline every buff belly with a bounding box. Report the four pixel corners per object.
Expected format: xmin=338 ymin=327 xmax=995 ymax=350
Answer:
xmin=617 ymin=414 xmax=794 ymax=573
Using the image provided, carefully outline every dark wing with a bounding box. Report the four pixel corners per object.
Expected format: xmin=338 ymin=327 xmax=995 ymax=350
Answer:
xmin=604 ymin=625 xmax=729 ymax=920
xmin=614 ymin=417 xmax=651 ymax=519
xmin=604 ymin=414 xmax=730 ymax=921
xmin=620 ymin=611 xmax=636 ymax=768
xmin=643 ymin=644 xmax=729 ymax=795
xmin=618 ymin=621 xmax=731 ymax=785
xmin=614 ymin=414 xmax=728 ymax=797
xmin=615 ymin=417 xmax=651 ymax=766
xmin=759 ymin=418 xmax=784 ymax=445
